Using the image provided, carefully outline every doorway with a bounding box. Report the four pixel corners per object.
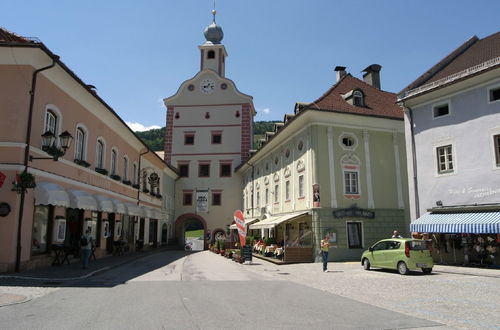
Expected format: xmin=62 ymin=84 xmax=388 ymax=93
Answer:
xmin=183 ymin=219 xmax=204 ymax=251
xmin=161 ymin=223 xmax=168 ymax=246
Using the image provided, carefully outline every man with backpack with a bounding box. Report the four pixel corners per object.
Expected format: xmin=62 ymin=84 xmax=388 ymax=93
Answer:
xmin=80 ymin=228 xmax=93 ymax=269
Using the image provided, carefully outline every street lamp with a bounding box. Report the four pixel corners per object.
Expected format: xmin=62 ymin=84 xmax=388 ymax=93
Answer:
xmin=30 ymin=130 xmax=73 ymax=161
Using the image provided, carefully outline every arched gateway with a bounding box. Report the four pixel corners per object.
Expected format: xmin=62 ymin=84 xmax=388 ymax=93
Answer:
xmin=175 ymin=213 xmax=208 ymax=251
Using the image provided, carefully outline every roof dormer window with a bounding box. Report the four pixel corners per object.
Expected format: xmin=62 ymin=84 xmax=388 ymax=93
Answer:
xmin=353 ymin=90 xmax=364 ymax=106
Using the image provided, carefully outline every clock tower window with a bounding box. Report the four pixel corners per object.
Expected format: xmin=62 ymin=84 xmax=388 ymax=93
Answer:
xmin=207 ymin=50 xmax=215 ymax=59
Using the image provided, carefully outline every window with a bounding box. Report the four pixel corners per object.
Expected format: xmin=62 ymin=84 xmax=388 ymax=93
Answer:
xmin=436 ymin=145 xmax=453 ymax=173
xmin=344 ymin=171 xmax=359 ymax=194
xmin=32 ymin=205 xmax=50 ymax=254
xmin=110 ymin=149 xmax=117 ymax=175
xmin=265 ymin=188 xmax=269 ymax=205
xmin=212 ymin=132 xmax=222 ymax=144
xmin=489 ymin=86 xmax=500 ymax=102
xmin=184 ymin=134 xmax=194 ymax=145
xmin=96 ymin=140 xmax=104 ymax=168
xmin=123 ymin=157 xmax=128 ymax=181
xmin=285 ymin=180 xmax=290 ymax=201
xmin=347 ymin=222 xmax=362 ymax=249
xmin=179 ymin=164 xmax=189 ymax=177
xmin=183 ymin=192 xmax=193 ymax=205
xmin=353 ymin=90 xmax=364 ymax=106
xmin=433 ymin=103 xmax=449 ymax=118
xmin=274 ymin=184 xmax=279 ymax=203
xmin=495 ymin=135 xmax=500 ymax=166
xmin=207 ymin=50 xmax=215 ymax=59
xmin=199 ymin=164 xmax=210 ymax=177
xmin=256 ymin=191 xmax=260 ymax=208
xmin=74 ymin=127 xmax=85 ymax=161
xmin=298 ymin=175 xmax=304 ymax=198
xmin=132 ymin=163 xmax=138 ymax=185
xmin=212 ymin=192 xmax=221 ymax=206
xmin=220 ymin=164 xmax=231 ymax=177
xmin=44 ymin=110 xmax=57 ymax=134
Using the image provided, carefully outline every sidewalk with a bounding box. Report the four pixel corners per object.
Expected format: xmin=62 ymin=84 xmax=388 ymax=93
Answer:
xmin=0 ymin=247 xmax=171 ymax=281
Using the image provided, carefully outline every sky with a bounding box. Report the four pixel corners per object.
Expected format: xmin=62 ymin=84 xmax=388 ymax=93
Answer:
xmin=2 ymin=1 xmax=499 ymax=131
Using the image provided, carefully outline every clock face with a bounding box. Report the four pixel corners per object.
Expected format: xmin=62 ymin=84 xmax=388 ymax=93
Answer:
xmin=200 ymin=78 xmax=216 ymax=94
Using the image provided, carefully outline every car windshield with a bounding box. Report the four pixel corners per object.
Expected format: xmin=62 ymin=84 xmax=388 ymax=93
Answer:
xmin=408 ymin=240 xmax=429 ymax=250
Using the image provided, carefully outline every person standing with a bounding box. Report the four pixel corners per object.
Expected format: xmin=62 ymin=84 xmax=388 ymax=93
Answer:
xmin=392 ymin=230 xmax=402 ymax=238
xmin=320 ymin=234 xmax=330 ymax=272
xmin=80 ymin=228 xmax=93 ymax=269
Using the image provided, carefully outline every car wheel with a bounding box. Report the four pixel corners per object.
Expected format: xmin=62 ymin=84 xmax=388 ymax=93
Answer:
xmin=362 ymin=258 xmax=371 ymax=270
xmin=422 ymin=268 xmax=432 ymax=274
xmin=397 ymin=261 xmax=409 ymax=275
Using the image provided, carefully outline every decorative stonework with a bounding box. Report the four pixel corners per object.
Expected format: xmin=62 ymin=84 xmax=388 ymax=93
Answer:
xmin=296 ymin=159 xmax=305 ymax=172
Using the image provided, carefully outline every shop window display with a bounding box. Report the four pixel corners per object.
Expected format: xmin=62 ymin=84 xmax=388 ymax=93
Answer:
xmin=32 ymin=205 xmax=50 ymax=254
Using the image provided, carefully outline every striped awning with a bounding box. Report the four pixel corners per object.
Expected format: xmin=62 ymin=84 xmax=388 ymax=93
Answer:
xmin=410 ymin=212 xmax=500 ymax=234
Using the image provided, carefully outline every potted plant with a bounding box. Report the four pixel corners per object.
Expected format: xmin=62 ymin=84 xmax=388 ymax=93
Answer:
xmin=95 ymin=167 xmax=108 ymax=175
xmin=110 ymin=174 xmax=121 ymax=181
xmin=122 ymin=179 xmax=131 ymax=185
xmin=74 ymin=159 xmax=91 ymax=167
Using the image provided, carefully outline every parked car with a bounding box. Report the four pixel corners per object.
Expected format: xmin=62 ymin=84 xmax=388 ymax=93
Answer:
xmin=361 ymin=238 xmax=433 ymax=275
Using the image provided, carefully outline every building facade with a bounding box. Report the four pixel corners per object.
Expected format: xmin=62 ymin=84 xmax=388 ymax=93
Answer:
xmin=0 ymin=28 xmax=177 ymax=272
xmin=163 ymin=13 xmax=255 ymax=248
xmin=238 ymin=65 xmax=409 ymax=262
xmin=398 ymin=32 xmax=500 ymax=266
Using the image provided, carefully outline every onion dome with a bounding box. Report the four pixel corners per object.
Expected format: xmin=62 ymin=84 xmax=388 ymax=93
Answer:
xmin=203 ymin=9 xmax=223 ymax=44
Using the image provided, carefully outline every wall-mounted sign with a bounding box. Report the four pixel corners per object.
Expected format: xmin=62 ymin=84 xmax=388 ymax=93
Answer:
xmin=0 ymin=171 xmax=6 ymax=188
xmin=333 ymin=204 xmax=375 ymax=219
xmin=196 ymin=188 xmax=209 ymax=213
xmin=0 ymin=202 xmax=11 ymax=217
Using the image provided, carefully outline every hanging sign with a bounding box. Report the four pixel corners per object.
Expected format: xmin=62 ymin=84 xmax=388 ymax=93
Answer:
xmin=196 ymin=188 xmax=209 ymax=213
xmin=233 ymin=210 xmax=247 ymax=247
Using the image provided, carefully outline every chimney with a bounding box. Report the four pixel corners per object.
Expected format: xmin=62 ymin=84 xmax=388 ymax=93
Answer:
xmin=362 ymin=64 xmax=382 ymax=89
xmin=334 ymin=66 xmax=346 ymax=83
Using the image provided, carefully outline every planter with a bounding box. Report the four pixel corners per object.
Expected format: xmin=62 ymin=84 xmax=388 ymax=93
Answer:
xmin=74 ymin=159 xmax=90 ymax=167
xmin=95 ymin=168 xmax=108 ymax=176
xmin=122 ymin=180 xmax=131 ymax=186
xmin=132 ymin=183 xmax=140 ymax=189
xmin=110 ymin=174 xmax=121 ymax=181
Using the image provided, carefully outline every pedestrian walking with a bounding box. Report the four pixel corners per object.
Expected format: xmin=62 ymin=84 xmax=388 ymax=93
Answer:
xmin=80 ymin=228 xmax=93 ymax=269
xmin=320 ymin=234 xmax=330 ymax=272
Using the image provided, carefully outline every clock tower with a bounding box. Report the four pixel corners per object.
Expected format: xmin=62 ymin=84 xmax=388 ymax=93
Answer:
xmin=163 ymin=10 xmax=255 ymax=249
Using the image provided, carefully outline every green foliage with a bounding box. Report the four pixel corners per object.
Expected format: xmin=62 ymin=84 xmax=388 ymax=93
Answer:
xmin=134 ymin=127 xmax=166 ymax=151
xmin=264 ymin=237 xmax=276 ymax=245
xmin=245 ymin=236 xmax=254 ymax=245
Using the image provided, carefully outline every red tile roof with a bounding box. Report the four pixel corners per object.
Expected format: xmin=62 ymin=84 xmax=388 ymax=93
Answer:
xmin=0 ymin=27 xmax=34 ymax=43
xmin=400 ymin=31 xmax=500 ymax=94
xmin=307 ymin=74 xmax=403 ymax=119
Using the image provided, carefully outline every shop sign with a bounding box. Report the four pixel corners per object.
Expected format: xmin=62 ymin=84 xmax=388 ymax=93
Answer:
xmin=196 ymin=188 xmax=209 ymax=213
xmin=0 ymin=202 xmax=11 ymax=217
xmin=0 ymin=171 xmax=6 ymax=188
xmin=333 ymin=204 xmax=375 ymax=219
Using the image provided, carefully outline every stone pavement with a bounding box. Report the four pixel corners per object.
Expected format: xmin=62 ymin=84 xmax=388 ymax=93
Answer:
xmin=1 ymin=249 xmax=498 ymax=308
xmin=0 ymin=247 xmax=172 ymax=307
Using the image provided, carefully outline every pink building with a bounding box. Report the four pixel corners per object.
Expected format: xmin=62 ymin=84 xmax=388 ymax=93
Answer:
xmin=0 ymin=28 xmax=177 ymax=273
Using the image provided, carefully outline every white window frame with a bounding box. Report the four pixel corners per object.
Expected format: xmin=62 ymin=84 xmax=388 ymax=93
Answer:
xmin=285 ymin=180 xmax=290 ymax=201
xmin=353 ymin=90 xmax=364 ymax=106
xmin=96 ymin=138 xmax=106 ymax=169
xmin=274 ymin=184 xmax=279 ymax=203
xmin=256 ymin=190 xmax=260 ymax=208
xmin=123 ymin=156 xmax=129 ymax=181
xmin=487 ymin=83 xmax=500 ymax=104
xmin=338 ymin=132 xmax=359 ymax=151
xmin=110 ymin=148 xmax=118 ymax=175
xmin=432 ymin=100 xmax=451 ymax=119
xmin=436 ymin=144 xmax=454 ymax=174
xmin=74 ymin=124 xmax=88 ymax=161
xmin=298 ymin=175 xmax=304 ymax=198
xmin=132 ymin=162 xmax=138 ymax=184
xmin=344 ymin=171 xmax=359 ymax=194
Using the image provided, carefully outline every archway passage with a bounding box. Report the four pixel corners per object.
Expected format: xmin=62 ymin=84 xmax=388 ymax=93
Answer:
xmin=175 ymin=213 xmax=207 ymax=251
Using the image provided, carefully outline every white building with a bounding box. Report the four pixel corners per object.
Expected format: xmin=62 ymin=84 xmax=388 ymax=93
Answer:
xmin=163 ymin=11 xmax=255 ymax=248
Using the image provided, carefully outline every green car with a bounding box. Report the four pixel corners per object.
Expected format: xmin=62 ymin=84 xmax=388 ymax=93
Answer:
xmin=361 ymin=238 xmax=434 ymax=275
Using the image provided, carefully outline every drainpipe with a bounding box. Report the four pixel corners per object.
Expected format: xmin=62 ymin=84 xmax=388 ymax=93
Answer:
xmin=404 ymin=103 xmax=420 ymax=218
xmin=15 ymin=57 xmax=58 ymax=272
xmin=249 ymin=163 xmax=254 ymax=219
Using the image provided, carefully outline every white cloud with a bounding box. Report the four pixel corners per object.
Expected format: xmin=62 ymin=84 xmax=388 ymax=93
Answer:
xmin=127 ymin=122 xmax=161 ymax=132
xmin=259 ymin=108 xmax=271 ymax=114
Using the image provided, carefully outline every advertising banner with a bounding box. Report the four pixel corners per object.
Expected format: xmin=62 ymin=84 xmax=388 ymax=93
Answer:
xmin=233 ymin=210 xmax=246 ymax=247
xmin=196 ymin=188 xmax=209 ymax=213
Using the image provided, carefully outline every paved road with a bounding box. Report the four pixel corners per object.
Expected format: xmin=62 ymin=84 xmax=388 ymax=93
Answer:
xmin=0 ymin=250 xmax=442 ymax=330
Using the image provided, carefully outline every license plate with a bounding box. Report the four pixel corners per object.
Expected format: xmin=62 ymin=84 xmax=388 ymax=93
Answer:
xmin=416 ymin=263 xmax=427 ymax=267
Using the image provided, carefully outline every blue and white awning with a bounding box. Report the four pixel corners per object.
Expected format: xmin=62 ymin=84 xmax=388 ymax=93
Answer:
xmin=410 ymin=212 xmax=500 ymax=234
